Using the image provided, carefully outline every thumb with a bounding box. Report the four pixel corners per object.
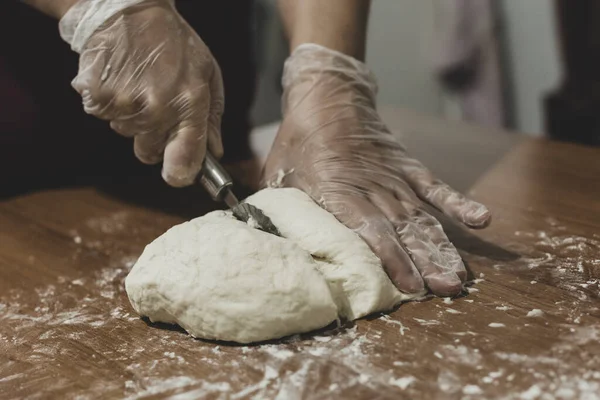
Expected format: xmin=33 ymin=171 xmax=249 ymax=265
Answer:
xmin=161 ymin=113 xmax=209 ymax=188
xmin=207 ymin=59 xmax=224 ymax=158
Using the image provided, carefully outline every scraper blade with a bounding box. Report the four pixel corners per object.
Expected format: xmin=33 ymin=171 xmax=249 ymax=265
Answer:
xmin=198 ymin=153 xmax=281 ymax=236
xmin=231 ymin=202 xmax=281 ymax=237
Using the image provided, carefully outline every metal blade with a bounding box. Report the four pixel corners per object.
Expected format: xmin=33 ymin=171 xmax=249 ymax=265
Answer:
xmin=232 ymin=203 xmax=281 ymax=237
xmin=222 ymin=189 xmax=239 ymax=209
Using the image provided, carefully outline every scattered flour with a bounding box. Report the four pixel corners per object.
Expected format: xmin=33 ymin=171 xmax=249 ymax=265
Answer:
xmin=519 ymin=384 xmax=542 ymax=400
xmin=2 ymin=219 xmax=599 ymax=399
xmin=526 ymin=309 xmax=544 ymax=318
xmin=379 ymin=315 xmax=409 ymax=335
xmin=264 ymin=346 xmax=295 ymax=360
xmin=389 ymin=376 xmax=415 ymax=390
xmin=413 ymin=318 xmax=440 ymax=326
xmin=463 ymin=384 xmax=483 ymax=395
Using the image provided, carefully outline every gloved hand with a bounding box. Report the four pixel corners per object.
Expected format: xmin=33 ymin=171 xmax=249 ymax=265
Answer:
xmin=262 ymin=44 xmax=491 ymax=297
xmin=59 ymin=0 xmax=224 ymax=187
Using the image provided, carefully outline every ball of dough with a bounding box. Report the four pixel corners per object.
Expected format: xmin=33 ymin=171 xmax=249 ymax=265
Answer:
xmin=125 ymin=188 xmax=424 ymax=343
xmin=125 ymin=211 xmax=338 ymax=343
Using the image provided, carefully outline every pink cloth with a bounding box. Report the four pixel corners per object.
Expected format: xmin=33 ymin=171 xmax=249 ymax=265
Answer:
xmin=433 ymin=0 xmax=505 ymax=128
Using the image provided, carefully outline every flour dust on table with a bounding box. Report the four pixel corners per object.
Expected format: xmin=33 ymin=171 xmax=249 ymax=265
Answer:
xmin=125 ymin=188 xmax=424 ymax=343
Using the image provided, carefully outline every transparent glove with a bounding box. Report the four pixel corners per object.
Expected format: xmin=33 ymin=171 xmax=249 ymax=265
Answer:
xmin=59 ymin=0 xmax=224 ymax=186
xmin=262 ymin=44 xmax=492 ymax=297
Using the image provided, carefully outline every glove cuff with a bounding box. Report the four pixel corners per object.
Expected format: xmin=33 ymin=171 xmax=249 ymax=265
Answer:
xmin=282 ymin=43 xmax=379 ymax=101
xmin=59 ymin=0 xmax=174 ymax=53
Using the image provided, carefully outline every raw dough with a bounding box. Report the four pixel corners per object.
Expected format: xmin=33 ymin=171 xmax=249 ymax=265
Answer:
xmin=125 ymin=188 xmax=423 ymax=343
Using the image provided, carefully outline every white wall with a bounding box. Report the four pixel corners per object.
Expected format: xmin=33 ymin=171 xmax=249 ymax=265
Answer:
xmin=366 ymin=0 xmax=564 ymax=136
xmin=250 ymin=0 xmax=444 ymax=125
xmin=251 ymin=0 xmax=563 ymax=136
xmin=500 ymin=0 xmax=562 ymax=135
xmin=366 ymin=0 xmax=442 ymax=115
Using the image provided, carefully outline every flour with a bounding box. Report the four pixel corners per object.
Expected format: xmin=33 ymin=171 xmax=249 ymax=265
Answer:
xmin=0 ymin=254 xmax=145 ymax=396
xmin=389 ymin=376 xmax=415 ymax=390
xmin=263 ymin=347 xmax=295 ymax=360
xmin=513 ymin=226 xmax=600 ymax=300
xmin=519 ymin=385 xmax=542 ymax=400
xmin=463 ymin=384 xmax=483 ymax=395
xmin=86 ymin=211 xmax=130 ymax=234
xmin=482 ymin=370 xmax=504 ymax=384
xmin=379 ymin=314 xmax=409 ymax=335
xmin=124 ymin=376 xmax=200 ymax=400
xmin=526 ymin=309 xmax=544 ymax=318
xmin=438 ymin=345 xmax=482 ymax=366
xmin=413 ymin=318 xmax=441 ymax=326
xmin=246 ymin=215 xmax=260 ymax=230
xmin=267 ymin=169 xmax=294 ymax=188
xmin=3 ymin=204 xmax=599 ymax=399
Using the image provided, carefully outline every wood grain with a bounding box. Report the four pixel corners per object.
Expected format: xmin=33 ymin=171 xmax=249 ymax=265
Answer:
xmin=1 ymin=111 xmax=599 ymax=399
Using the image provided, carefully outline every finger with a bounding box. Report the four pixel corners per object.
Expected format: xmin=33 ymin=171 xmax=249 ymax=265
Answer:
xmin=401 ymin=158 xmax=491 ymax=229
xmin=397 ymin=218 xmax=463 ymax=297
xmin=110 ymin=113 xmax=145 ymax=138
xmin=73 ymin=47 xmax=140 ymax=120
xmin=328 ymin=194 xmax=425 ymax=294
xmin=125 ymin=112 xmax=179 ymax=164
xmin=72 ymin=47 xmax=110 ymax=116
xmin=369 ymin=191 xmax=463 ymax=297
xmin=162 ymin=113 xmax=209 ymax=187
xmin=411 ymin=209 xmax=467 ymax=284
xmin=207 ymin=59 xmax=224 ymax=158
xmin=132 ymin=130 xmax=170 ymax=165
xmin=109 ymin=96 xmax=175 ymax=139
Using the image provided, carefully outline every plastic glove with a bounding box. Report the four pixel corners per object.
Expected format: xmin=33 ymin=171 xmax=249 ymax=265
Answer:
xmin=262 ymin=44 xmax=491 ymax=297
xmin=59 ymin=0 xmax=224 ymax=187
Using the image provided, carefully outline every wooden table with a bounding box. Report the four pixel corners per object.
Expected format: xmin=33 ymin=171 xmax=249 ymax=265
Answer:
xmin=1 ymin=109 xmax=599 ymax=399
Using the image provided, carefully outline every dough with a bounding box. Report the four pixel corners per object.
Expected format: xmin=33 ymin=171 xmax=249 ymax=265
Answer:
xmin=125 ymin=210 xmax=337 ymax=343
xmin=125 ymin=188 xmax=423 ymax=343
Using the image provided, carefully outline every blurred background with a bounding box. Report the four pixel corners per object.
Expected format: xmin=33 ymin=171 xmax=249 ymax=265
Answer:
xmin=251 ymin=0 xmax=599 ymax=146
xmin=1 ymin=0 xmax=598 ymax=195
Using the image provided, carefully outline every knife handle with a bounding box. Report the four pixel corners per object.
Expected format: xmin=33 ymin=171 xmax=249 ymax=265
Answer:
xmin=197 ymin=152 xmax=233 ymax=202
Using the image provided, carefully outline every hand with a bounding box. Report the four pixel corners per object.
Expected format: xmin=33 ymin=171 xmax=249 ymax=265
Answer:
xmin=262 ymin=44 xmax=491 ymax=297
xmin=59 ymin=0 xmax=224 ymax=187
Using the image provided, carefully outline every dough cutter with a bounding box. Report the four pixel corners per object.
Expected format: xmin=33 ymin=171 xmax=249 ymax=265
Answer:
xmin=198 ymin=153 xmax=281 ymax=236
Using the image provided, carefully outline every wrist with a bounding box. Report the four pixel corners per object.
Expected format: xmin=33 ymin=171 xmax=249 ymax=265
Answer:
xmin=59 ymin=0 xmax=174 ymax=53
xmin=289 ymin=36 xmax=366 ymax=62
xmin=54 ymin=0 xmax=79 ymax=18
xmin=279 ymin=0 xmax=371 ymax=61
xmin=283 ymin=44 xmax=377 ymax=92
xmin=281 ymin=44 xmax=379 ymax=114
xmin=21 ymin=0 xmax=79 ymax=19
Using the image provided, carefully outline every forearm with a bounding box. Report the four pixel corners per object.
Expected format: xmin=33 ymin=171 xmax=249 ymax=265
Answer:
xmin=277 ymin=0 xmax=371 ymax=61
xmin=20 ymin=0 xmax=78 ymax=19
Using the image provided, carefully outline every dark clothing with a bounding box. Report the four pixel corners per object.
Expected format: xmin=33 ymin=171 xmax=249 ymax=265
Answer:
xmin=0 ymin=1 xmax=256 ymax=190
